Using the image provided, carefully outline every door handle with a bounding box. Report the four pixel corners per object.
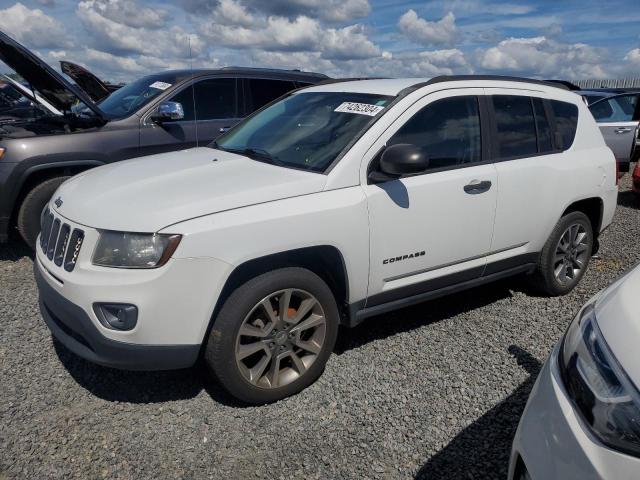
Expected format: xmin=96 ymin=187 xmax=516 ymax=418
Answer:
xmin=219 ymin=126 xmax=231 ymax=133
xmin=614 ymin=127 xmax=632 ymax=134
xmin=464 ymin=180 xmax=492 ymax=194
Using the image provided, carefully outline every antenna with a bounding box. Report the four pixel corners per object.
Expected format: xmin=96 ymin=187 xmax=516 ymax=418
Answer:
xmin=189 ymin=36 xmax=198 ymax=147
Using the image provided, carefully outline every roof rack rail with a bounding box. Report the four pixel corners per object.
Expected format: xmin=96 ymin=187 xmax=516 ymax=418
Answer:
xmin=407 ymin=75 xmax=572 ymax=92
xmin=314 ymin=77 xmax=387 ymax=86
xmin=220 ymin=66 xmax=328 ymax=77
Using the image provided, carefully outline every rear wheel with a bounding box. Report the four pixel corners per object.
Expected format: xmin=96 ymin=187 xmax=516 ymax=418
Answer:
xmin=17 ymin=176 xmax=70 ymax=249
xmin=205 ymin=267 xmax=339 ymax=404
xmin=532 ymin=211 xmax=593 ymax=296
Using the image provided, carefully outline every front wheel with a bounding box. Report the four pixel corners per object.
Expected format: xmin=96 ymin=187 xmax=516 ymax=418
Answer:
xmin=205 ymin=268 xmax=339 ymax=404
xmin=532 ymin=211 xmax=593 ymax=296
xmin=17 ymin=176 xmax=70 ymax=249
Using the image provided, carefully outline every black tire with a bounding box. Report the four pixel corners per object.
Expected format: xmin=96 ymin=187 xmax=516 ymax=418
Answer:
xmin=531 ymin=211 xmax=593 ymax=296
xmin=17 ymin=176 xmax=70 ymax=249
xmin=205 ymin=267 xmax=339 ymax=405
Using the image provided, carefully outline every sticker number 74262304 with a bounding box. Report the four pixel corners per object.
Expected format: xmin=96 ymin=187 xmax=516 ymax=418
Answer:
xmin=334 ymin=102 xmax=385 ymax=116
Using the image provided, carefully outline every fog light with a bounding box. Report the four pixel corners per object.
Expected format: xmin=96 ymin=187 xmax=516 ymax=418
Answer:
xmin=93 ymin=303 xmax=138 ymax=331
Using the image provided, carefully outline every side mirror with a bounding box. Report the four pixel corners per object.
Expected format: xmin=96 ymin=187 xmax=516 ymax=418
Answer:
xmin=151 ymin=101 xmax=184 ymax=124
xmin=372 ymin=144 xmax=429 ymax=182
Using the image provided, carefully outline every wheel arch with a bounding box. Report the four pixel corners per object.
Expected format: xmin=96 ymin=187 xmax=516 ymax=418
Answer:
xmin=560 ymin=196 xmax=604 ymax=253
xmin=204 ymin=245 xmax=351 ymax=344
xmin=10 ymin=161 xmax=104 ymax=223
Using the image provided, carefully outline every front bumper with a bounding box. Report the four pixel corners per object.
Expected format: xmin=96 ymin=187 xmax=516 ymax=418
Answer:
xmin=36 ymin=260 xmax=200 ymax=370
xmin=509 ymin=344 xmax=640 ymax=480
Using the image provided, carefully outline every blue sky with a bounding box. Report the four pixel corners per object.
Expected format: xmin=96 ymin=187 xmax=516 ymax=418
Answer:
xmin=1 ymin=0 xmax=639 ymax=83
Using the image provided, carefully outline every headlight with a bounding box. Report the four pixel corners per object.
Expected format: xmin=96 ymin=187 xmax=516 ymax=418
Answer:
xmin=560 ymin=303 xmax=640 ymax=457
xmin=92 ymin=231 xmax=181 ymax=268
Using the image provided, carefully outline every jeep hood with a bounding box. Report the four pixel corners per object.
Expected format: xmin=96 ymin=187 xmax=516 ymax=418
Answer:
xmin=52 ymin=147 xmax=327 ymax=232
xmin=60 ymin=61 xmax=117 ymax=103
xmin=0 ymin=31 xmax=104 ymax=119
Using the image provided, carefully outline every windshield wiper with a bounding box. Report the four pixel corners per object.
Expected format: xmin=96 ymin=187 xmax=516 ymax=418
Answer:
xmin=221 ymin=146 xmax=285 ymax=167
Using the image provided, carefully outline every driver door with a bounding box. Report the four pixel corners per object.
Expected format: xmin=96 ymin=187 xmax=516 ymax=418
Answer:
xmin=138 ymin=82 xmax=198 ymax=157
xmin=363 ymin=89 xmax=498 ymax=306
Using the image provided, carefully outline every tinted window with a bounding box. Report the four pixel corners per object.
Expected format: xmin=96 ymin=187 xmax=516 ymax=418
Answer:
xmin=550 ymin=100 xmax=579 ymax=150
xmin=533 ymin=98 xmax=553 ymax=153
xmin=168 ymin=85 xmax=195 ymax=121
xmin=388 ymin=96 xmax=481 ymax=171
xmin=492 ymin=95 xmax=537 ymax=158
xmin=193 ymin=78 xmax=236 ymax=120
xmin=589 ymin=95 xmax=637 ymax=122
xmin=246 ymin=79 xmax=297 ymax=112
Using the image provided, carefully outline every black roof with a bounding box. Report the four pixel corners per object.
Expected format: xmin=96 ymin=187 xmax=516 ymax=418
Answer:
xmin=157 ymin=67 xmax=328 ymax=83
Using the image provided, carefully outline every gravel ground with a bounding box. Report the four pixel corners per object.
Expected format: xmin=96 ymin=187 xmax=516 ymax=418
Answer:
xmin=1 ymin=170 xmax=639 ymax=480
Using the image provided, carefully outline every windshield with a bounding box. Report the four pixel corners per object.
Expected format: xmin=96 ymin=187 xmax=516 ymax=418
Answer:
xmin=213 ymin=91 xmax=394 ymax=172
xmin=98 ymin=73 xmax=187 ymax=118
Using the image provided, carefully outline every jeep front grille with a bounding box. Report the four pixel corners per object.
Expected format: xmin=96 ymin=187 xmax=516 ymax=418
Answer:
xmin=40 ymin=208 xmax=84 ymax=272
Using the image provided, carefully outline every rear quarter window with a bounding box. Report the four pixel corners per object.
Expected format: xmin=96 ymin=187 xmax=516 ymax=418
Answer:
xmin=550 ymin=100 xmax=578 ymax=151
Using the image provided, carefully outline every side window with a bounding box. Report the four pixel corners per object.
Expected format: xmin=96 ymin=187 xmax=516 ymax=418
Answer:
xmin=388 ymin=96 xmax=482 ymax=171
xmin=550 ymin=100 xmax=578 ymax=150
xmin=533 ymin=98 xmax=553 ymax=153
xmin=193 ymin=78 xmax=236 ymax=120
xmin=167 ymin=85 xmax=195 ymax=121
xmin=246 ymin=79 xmax=297 ymax=112
xmin=492 ymin=95 xmax=537 ymax=158
xmin=589 ymin=95 xmax=637 ymax=123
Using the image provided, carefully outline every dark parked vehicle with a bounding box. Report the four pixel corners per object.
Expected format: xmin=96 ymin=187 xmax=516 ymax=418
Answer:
xmin=0 ymin=31 xmax=327 ymax=247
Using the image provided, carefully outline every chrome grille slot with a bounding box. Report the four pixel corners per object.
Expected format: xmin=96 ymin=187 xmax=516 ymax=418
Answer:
xmin=41 ymin=211 xmax=54 ymax=252
xmin=47 ymin=219 xmax=61 ymax=260
xmin=54 ymin=224 xmax=70 ymax=266
xmin=64 ymin=229 xmax=84 ymax=272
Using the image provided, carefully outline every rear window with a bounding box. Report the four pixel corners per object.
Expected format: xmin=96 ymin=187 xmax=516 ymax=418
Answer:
xmin=492 ymin=95 xmax=537 ymax=158
xmin=550 ymin=100 xmax=578 ymax=150
xmin=245 ymin=78 xmax=297 ymax=113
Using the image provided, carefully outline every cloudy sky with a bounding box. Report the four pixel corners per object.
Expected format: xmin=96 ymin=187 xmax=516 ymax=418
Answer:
xmin=1 ymin=0 xmax=639 ymax=83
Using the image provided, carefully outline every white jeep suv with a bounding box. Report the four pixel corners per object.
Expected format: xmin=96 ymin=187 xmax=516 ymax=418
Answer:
xmin=35 ymin=76 xmax=618 ymax=404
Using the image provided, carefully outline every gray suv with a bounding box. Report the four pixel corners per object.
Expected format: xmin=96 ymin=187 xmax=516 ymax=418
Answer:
xmin=0 ymin=31 xmax=327 ymax=247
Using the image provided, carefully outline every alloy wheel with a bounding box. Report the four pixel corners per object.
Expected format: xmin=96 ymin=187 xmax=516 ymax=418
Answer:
xmin=553 ymin=223 xmax=590 ymax=285
xmin=235 ymin=288 xmax=327 ymax=389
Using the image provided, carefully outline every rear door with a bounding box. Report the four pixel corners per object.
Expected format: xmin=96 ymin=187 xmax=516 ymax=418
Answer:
xmin=589 ymin=94 xmax=639 ymax=166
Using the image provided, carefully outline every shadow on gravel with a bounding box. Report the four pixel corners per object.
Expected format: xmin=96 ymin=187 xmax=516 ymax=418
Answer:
xmin=52 ymin=340 xmax=246 ymax=407
xmin=0 ymin=237 xmax=33 ymax=262
xmin=414 ymin=346 xmax=542 ymax=480
xmin=617 ymin=190 xmax=639 ymax=210
xmin=335 ymin=278 xmax=537 ymax=355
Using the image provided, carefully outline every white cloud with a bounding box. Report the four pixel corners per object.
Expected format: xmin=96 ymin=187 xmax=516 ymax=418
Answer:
xmin=624 ymin=48 xmax=640 ymax=65
xmin=79 ymin=0 xmax=167 ymax=29
xmin=0 ymin=3 xmax=70 ymax=49
xmin=200 ymin=1 xmax=383 ymax=61
xmin=77 ymin=0 xmax=204 ymax=58
xmin=398 ymin=10 xmax=458 ymax=47
xmin=479 ymin=36 xmax=608 ymax=79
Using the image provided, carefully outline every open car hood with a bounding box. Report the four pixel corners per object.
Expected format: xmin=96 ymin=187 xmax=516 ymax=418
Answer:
xmin=0 ymin=31 xmax=105 ymax=119
xmin=60 ymin=61 xmax=118 ymax=103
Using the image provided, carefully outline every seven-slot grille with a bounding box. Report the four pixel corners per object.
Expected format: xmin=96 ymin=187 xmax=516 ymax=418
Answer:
xmin=40 ymin=207 xmax=84 ymax=272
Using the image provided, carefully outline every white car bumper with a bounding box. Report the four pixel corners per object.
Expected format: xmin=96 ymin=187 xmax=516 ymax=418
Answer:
xmin=509 ymin=344 xmax=640 ymax=479
xmin=34 ymin=211 xmax=233 ymax=370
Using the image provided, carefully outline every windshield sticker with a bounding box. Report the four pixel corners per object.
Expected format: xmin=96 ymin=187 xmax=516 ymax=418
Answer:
xmin=334 ymin=102 xmax=385 ymax=116
xmin=149 ymin=81 xmax=172 ymax=91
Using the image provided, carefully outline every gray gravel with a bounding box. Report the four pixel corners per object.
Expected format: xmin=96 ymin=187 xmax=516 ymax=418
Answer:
xmin=1 ymin=170 xmax=639 ymax=480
